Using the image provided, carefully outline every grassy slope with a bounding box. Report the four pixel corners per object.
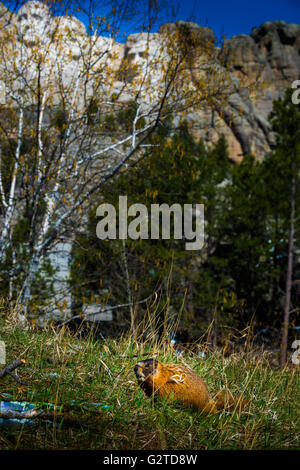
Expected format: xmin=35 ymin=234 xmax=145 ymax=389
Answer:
xmin=0 ymin=315 xmax=299 ymax=450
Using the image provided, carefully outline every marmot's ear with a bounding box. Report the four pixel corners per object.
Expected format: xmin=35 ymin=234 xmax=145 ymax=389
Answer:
xmin=167 ymin=374 xmax=185 ymax=385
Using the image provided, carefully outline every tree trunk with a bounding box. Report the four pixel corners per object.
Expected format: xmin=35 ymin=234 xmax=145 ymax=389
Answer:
xmin=121 ymin=239 xmax=135 ymax=336
xmin=280 ymin=173 xmax=295 ymax=368
xmin=0 ymin=106 xmax=24 ymax=260
xmin=18 ymin=248 xmax=42 ymax=316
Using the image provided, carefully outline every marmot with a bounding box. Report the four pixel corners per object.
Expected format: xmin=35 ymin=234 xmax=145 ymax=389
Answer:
xmin=134 ymin=358 xmax=248 ymax=414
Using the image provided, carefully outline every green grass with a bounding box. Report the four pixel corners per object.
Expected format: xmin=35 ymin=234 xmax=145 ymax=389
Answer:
xmin=0 ymin=311 xmax=299 ymax=450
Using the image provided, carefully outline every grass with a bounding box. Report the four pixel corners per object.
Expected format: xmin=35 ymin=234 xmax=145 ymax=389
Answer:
xmin=0 ymin=307 xmax=299 ymax=450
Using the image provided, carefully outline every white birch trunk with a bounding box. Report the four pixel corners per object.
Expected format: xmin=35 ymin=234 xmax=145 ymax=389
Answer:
xmin=0 ymin=106 xmax=24 ymax=260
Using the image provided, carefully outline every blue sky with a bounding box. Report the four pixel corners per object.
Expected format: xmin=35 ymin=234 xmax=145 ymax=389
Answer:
xmin=73 ymin=0 xmax=300 ymax=41
xmin=164 ymin=0 xmax=300 ymax=39
xmin=4 ymin=0 xmax=300 ymax=40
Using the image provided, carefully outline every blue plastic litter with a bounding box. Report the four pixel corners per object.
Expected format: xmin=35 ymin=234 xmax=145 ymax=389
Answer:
xmin=0 ymin=399 xmax=111 ymax=428
xmin=0 ymin=401 xmax=35 ymax=413
xmin=0 ymin=401 xmax=36 ymax=428
xmin=70 ymin=400 xmax=111 ymax=410
xmin=43 ymin=372 xmax=59 ymax=378
xmin=90 ymin=403 xmax=111 ymax=410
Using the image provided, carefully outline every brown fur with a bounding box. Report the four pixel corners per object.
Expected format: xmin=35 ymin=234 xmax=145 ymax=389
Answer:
xmin=134 ymin=358 xmax=248 ymax=414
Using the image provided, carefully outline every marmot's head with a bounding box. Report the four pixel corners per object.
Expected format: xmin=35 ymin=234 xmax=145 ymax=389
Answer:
xmin=134 ymin=358 xmax=160 ymax=383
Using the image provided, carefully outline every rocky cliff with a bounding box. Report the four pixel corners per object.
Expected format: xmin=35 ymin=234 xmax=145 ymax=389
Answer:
xmin=1 ymin=1 xmax=300 ymax=161
xmin=220 ymin=21 xmax=300 ymax=159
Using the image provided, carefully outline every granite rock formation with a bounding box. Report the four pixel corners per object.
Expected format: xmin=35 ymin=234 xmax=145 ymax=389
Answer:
xmin=1 ymin=1 xmax=300 ymax=160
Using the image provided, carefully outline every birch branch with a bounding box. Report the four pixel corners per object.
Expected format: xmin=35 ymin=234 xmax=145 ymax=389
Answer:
xmin=57 ymin=291 xmax=158 ymax=327
xmin=35 ymin=119 xmax=157 ymax=260
xmin=0 ymin=144 xmax=7 ymax=209
xmin=77 ymin=122 xmax=153 ymax=166
xmin=0 ymin=105 xmax=24 ymax=258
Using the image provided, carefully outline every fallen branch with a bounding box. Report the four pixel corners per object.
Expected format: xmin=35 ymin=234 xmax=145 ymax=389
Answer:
xmin=0 ymin=409 xmax=97 ymax=430
xmin=57 ymin=291 xmax=159 ymax=327
xmin=0 ymin=409 xmax=41 ymax=420
xmin=0 ymin=359 xmax=30 ymax=386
